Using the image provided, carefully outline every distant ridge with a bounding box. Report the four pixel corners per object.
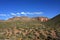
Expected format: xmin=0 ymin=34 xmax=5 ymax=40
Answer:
xmin=0 ymin=14 xmax=60 ymax=23
xmin=5 ymin=16 xmax=49 ymax=22
xmin=47 ymin=14 xmax=60 ymax=27
xmin=7 ymin=16 xmax=32 ymax=22
xmin=51 ymin=14 xmax=60 ymax=20
xmin=49 ymin=14 xmax=60 ymax=22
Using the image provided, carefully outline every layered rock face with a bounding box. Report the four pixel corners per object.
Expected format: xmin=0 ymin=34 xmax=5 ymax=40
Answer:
xmin=35 ymin=17 xmax=49 ymax=22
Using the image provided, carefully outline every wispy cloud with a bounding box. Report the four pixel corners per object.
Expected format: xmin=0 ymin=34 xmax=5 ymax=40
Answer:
xmin=16 ymin=12 xmax=20 ymax=14
xmin=20 ymin=12 xmax=43 ymax=14
xmin=10 ymin=13 xmax=16 ymax=16
xmin=0 ymin=12 xmax=44 ymax=20
xmin=0 ymin=14 xmax=7 ymax=16
xmin=20 ymin=12 xmax=27 ymax=16
xmin=18 ymin=12 xmax=43 ymax=15
xmin=10 ymin=12 xmax=44 ymax=17
xmin=33 ymin=12 xmax=43 ymax=14
xmin=0 ymin=12 xmax=43 ymax=17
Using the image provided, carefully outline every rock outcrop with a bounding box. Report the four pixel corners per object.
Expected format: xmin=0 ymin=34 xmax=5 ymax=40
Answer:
xmin=35 ymin=17 xmax=49 ymax=22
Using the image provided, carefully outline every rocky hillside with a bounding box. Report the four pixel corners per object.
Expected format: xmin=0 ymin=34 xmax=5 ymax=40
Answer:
xmin=7 ymin=16 xmax=33 ymax=22
xmin=45 ymin=14 xmax=60 ymax=27
xmin=0 ymin=14 xmax=60 ymax=40
xmin=49 ymin=14 xmax=60 ymax=27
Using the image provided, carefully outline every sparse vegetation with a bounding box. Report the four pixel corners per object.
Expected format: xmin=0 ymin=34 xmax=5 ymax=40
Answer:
xmin=0 ymin=14 xmax=60 ymax=40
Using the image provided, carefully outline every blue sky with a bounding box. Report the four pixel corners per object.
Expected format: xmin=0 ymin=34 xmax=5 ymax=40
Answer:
xmin=0 ymin=0 xmax=60 ymax=20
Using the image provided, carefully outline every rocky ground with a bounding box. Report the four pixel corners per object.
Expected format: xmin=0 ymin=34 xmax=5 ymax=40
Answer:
xmin=0 ymin=14 xmax=60 ymax=40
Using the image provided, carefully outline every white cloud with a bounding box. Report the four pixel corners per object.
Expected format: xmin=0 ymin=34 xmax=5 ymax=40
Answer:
xmin=20 ymin=12 xmax=27 ymax=16
xmin=11 ymin=13 xmax=16 ymax=16
xmin=16 ymin=12 xmax=20 ymax=14
xmin=20 ymin=12 xmax=43 ymax=14
xmin=0 ymin=12 xmax=43 ymax=17
xmin=10 ymin=12 xmax=43 ymax=16
xmin=0 ymin=12 xmax=43 ymax=20
xmin=0 ymin=14 xmax=7 ymax=16
xmin=33 ymin=12 xmax=43 ymax=14
xmin=20 ymin=12 xmax=26 ymax=14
